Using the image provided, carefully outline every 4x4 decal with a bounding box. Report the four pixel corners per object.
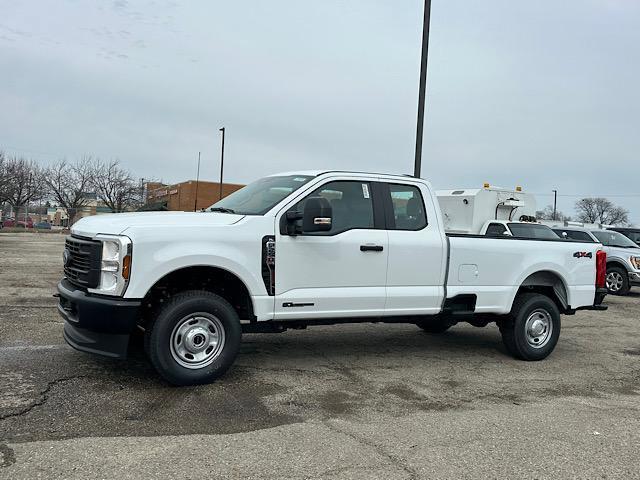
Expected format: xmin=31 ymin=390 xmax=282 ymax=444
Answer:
xmin=573 ymin=251 xmax=593 ymax=259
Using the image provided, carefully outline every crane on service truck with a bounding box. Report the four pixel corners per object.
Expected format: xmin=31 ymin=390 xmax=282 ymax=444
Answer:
xmin=57 ymin=171 xmax=608 ymax=385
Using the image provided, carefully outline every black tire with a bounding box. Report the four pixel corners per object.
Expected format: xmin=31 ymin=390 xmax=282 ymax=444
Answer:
xmin=417 ymin=318 xmax=452 ymax=333
xmin=500 ymin=293 xmax=560 ymax=361
xmin=144 ymin=290 xmax=241 ymax=386
xmin=605 ymin=265 xmax=630 ymax=296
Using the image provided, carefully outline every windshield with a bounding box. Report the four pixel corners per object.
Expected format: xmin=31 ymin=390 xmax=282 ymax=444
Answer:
xmin=591 ymin=230 xmax=638 ymax=248
xmin=208 ymin=175 xmax=314 ymax=215
xmin=508 ymin=223 xmax=559 ymax=240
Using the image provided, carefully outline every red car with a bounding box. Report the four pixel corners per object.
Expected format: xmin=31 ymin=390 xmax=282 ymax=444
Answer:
xmin=2 ymin=218 xmax=33 ymax=228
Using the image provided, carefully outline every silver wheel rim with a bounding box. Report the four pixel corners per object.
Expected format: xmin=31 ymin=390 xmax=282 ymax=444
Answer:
xmin=606 ymin=272 xmax=624 ymax=292
xmin=170 ymin=313 xmax=226 ymax=369
xmin=525 ymin=309 xmax=553 ymax=349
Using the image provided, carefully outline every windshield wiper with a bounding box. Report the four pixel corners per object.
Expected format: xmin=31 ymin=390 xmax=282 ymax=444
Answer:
xmin=209 ymin=207 xmax=236 ymax=214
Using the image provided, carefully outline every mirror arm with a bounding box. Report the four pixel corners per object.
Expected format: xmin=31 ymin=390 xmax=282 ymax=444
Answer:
xmin=282 ymin=210 xmax=303 ymax=236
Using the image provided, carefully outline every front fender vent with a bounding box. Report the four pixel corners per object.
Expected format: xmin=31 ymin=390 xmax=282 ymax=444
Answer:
xmin=261 ymin=236 xmax=276 ymax=296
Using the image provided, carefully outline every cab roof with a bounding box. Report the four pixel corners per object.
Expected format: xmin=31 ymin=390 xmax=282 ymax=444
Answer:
xmin=268 ymin=170 xmax=419 ymax=181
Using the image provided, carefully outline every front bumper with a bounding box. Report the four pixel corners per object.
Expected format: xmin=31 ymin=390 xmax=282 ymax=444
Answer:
xmin=629 ymin=272 xmax=640 ymax=287
xmin=57 ymin=279 xmax=141 ymax=359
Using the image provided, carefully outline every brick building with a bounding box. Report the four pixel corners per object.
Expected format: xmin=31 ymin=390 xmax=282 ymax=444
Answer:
xmin=145 ymin=180 xmax=245 ymax=211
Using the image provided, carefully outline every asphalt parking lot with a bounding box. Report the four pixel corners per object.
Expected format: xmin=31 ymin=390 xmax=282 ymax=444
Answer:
xmin=1 ymin=232 xmax=639 ymax=479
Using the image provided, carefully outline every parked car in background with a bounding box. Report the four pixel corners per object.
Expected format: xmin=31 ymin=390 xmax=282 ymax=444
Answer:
xmin=591 ymin=230 xmax=640 ymax=295
xmin=34 ymin=221 xmax=52 ymax=230
xmin=482 ymin=220 xmax=560 ymax=239
xmin=608 ymin=227 xmax=640 ymax=247
xmin=553 ymin=226 xmax=640 ymax=296
xmin=2 ymin=218 xmax=33 ymax=228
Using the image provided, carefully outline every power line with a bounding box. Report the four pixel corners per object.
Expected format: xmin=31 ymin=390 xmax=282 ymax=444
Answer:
xmin=534 ymin=193 xmax=640 ymax=198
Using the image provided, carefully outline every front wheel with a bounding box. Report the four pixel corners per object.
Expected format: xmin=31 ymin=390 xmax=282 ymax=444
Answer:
xmin=500 ymin=293 xmax=560 ymax=361
xmin=605 ymin=266 xmax=630 ymax=296
xmin=145 ymin=291 xmax=241 ymax=386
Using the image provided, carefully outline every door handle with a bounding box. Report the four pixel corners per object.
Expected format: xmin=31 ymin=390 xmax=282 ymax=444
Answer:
xmin=360 ymin=245 xmax=384 ymax=252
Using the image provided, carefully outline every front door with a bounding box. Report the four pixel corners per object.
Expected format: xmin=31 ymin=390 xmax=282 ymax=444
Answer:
xmin=274 ymin=179 xmax=388 ymax=320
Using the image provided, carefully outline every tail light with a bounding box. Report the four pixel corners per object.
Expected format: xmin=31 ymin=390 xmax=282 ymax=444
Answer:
xmin=596 ymin=250 xmax=607 ymax=289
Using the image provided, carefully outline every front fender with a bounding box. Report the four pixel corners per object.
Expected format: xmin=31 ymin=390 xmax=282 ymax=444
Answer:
xmin=124 ymin=240 xmax=266 ymax=299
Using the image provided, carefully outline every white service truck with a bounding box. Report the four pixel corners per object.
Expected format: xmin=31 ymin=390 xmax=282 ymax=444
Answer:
xmin=57 ymin=171 xmax=608 ymax=385
xmin=437 ymin=184 xmax=560 ymax=239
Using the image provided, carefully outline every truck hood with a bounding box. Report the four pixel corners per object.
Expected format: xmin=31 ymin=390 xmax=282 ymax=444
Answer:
xmin=71 ymin=211 xmax=245 ymax=238
xmin=604 ymin=244 xmax=640 ymax=266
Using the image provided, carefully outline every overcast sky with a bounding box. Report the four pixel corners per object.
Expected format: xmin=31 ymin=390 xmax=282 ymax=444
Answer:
xmin=1 ymin=0 xmax=638 ymax=223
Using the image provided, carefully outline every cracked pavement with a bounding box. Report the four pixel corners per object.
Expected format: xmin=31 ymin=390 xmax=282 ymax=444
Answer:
xmin=1 ymin=232 xmax=640 ymax=479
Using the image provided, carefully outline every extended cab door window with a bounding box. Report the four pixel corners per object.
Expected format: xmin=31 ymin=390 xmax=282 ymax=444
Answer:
xmin=387 ymin=184 xmax=427 ymax=230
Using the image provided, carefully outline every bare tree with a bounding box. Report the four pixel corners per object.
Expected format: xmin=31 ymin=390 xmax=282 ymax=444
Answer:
xmin=575 ymin=198 xmax=629 ymax=226
xmin=92 ymin=159 xmax=141 ymax=213
xmin=45 ymin=158 xmax=95 ymax=225
xmin=1 ymin=155 xmax=47 ymax=211
xmin=0 ymin=151 xmax=8 ymax=203
xmin=536 ymin=205 xmax=571 ymax=222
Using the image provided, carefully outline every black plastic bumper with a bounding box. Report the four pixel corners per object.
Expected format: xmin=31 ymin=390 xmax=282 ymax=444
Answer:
xmin=57 ymin=279 xmax=142 ymax=359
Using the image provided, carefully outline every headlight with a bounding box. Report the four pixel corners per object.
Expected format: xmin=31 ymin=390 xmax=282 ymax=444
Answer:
xmin=631 ymin=256 xmax=640 ymax=270
xmin=88 ymin=234 xmax=132 ymax=296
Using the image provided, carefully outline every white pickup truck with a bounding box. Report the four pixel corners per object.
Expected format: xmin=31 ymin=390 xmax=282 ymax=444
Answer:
xmin=57 ymin=171 xmax=608 ymax=385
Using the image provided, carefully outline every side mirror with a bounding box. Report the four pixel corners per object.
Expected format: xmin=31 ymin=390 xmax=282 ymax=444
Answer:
xmin=302 ymin=197 xmax=332 ymax=232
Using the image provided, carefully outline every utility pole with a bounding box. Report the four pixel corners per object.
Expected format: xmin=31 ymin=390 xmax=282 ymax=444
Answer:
xmin=219 ymin=127 xmax=226 ymax=201
xmin=552 ymin=189 xmax=558 ymax=220
xmin=194 ymin=152 xmax=201 ymax=212
xmin=414 ymin=0 xmax=432 ymax=178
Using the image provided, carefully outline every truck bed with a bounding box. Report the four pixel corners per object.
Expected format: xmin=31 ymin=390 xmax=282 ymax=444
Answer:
xmin=446 ymin=234 xmax=600 ymax=314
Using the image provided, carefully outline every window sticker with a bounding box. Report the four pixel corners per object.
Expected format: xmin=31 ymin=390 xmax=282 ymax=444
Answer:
xmin=361 ymin=183 xmax=370 ymax=199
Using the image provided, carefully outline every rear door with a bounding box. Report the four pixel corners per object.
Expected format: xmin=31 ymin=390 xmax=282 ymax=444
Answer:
xmin=381 ymin=181 xmax=446 ymax=316
xmin=274 ymin=178 xmax=388 ymax=320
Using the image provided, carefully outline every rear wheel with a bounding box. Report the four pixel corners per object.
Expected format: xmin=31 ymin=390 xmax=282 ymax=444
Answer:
xmin=605 ymin=266 xmax=630 ymax=296
xmin=500 ymin=293 xmax=560 ymax=361
xmin=145 ymin=290 xmax=241 ymax=385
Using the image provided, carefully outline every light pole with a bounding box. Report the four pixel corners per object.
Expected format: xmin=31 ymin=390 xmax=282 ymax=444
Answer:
xmin=414 ymin=0 xmax=432 ymax=178
xmin=219 ymin=127 xmax=225 ymax=201
xmin=552 ymin=189 xmax=558 ymax=220
xmin=194 ymin=152 xmax=201 ymax=212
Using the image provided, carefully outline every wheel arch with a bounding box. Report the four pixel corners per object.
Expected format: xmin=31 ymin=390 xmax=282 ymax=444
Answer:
xmin=141 ymin=265 xmax=255 ymax=323
xmin=515 ymin=270 xmax=569 ymax=313
xmin=606 ymin=260 xmax=629 ymax=272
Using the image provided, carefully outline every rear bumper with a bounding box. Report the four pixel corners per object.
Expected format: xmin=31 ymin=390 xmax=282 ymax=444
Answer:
xmin=575 ymin=288 xmax=608 ymax=312
xmin=57 ymin=279 xmax=141 ymax=359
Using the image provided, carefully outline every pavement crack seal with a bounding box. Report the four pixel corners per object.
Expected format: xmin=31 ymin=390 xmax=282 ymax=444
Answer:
xmin=0 ymin=375 xmax=86 ymax=422
xmin=323 ymin=420 xmax=420 ymax=480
